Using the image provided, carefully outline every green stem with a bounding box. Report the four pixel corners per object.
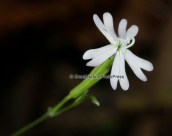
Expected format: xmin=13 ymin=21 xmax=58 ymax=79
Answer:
xmin=54 ymin=100 xmax=81 ymax=116
xmin=10 ymin=95 xmax=71 ymax=136
xmin=51 ymin=95 xmax=71 ymax=114
xmin=10 ymin=95 xmax=78 ymax=136
xmin=10 ymin=55 xmax=114 ymax=136
xmin=10 ymin=114 xmax=47 ymax=136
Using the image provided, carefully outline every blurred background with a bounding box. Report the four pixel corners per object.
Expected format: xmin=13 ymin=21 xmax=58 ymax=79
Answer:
xmin=0 ymin=0 xmax=172 ymax=135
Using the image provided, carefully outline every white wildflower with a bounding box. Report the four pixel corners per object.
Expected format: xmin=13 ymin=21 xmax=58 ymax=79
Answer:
xmin=83 ymin=12 xmax=153 ymax=90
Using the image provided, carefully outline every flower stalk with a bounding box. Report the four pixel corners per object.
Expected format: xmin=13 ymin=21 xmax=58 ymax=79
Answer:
xmin=10 ymin=55 xmax=114 ymax=136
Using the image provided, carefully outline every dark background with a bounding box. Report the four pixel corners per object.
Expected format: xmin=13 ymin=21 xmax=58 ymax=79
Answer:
xmin=0 ymin=0 xmax=172 ymax=135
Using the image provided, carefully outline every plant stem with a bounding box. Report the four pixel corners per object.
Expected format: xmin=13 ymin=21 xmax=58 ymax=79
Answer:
xmin=51 ymin=95 xmax=71 ymax=114
xmin=10 ymin=95 xmax=77 ymax=136
xmin=10 ymin=55 xmax=114 ymax=136
xmin=10 ymin=114 xmax=47 ymax=136
xmin=54 ymin=100 xmax=82 ymax=116
xmin=10 ymin=95 xmax=72 ymax=136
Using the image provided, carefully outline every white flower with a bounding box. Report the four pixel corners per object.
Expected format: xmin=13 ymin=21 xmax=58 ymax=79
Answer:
xmin=83 ymin=12 xmax=153 ymax=90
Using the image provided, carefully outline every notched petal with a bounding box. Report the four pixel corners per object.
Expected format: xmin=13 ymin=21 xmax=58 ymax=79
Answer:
xmin=125 ymin=25 xmax=139 ymax=38
xmin=83 ymin=45 xmax=114 ymax=60
xmin=126 ymin=49 xmax=153 ymax=71
xmin=93 ymin=14 xmax=115 ymax=44
xmin=86 ymin=47 xmax=117 ymax=67
xmin=103 ymin=12 xmax=117 ymax=39
xmin=125 ymin=50 xmax=148 ymax=81
xmin=118 ymin=19 xmax=127 ymax=39
xmin=119 ymin=52 xmax=129 ymax=90
xmin=110 ymin=52 xmax=120 ymax=90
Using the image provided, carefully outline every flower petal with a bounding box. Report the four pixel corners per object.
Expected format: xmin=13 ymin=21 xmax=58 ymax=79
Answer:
xmin=118 ymin=19 xmax=127 ymax=39
xmin=119 ymin=51 xmax=129 ymax=90
xmin=83 ymin=44 xmax=113 ymax=60
xmin=93 ymin=14 xmax=115 ymax=44
xmin=125 ymin=49 xmax=147 ymax=81
xmin=110 ymin=51 xmax=129 ymax=90
xmin=125 ymin=25 xmax=138 ymax=38
xmin=110 ymin=52 xmax=120 ymax=90
xmin=126 ymin=49 xmax=153 ymax=71
xmin=86 ymin=47 xmax=117 ymax=67
xmin=103 ymin=12 xmax=117 ymax=39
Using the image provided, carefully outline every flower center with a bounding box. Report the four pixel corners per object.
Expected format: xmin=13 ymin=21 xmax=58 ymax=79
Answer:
xmin=117 ymin=44 xmax=122 ymax=51
xmin=114 ymin=36 xmax=135 ymax=52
